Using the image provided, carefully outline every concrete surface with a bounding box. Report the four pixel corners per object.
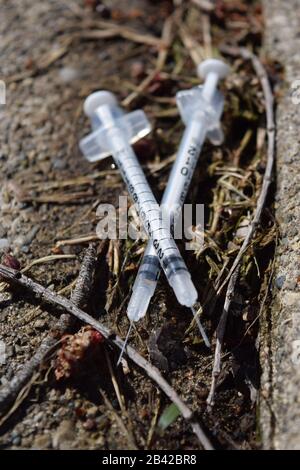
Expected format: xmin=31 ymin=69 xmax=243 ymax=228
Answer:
xmin=260 ymin=0 xmax=300 ymax=450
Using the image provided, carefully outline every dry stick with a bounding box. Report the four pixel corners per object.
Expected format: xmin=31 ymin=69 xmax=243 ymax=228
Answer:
xmin=78 ymin=25 xmax=165 ymax=49
xmin=207 ymin=48 xmax=275 ymax=407
xmin=99 ymin=390 xmax=137 ymax=450
xmin=201 ymin=11 xmax=213 ymax=58
xmin=0 ymin=265 xmax=213 ymax=450
xmin=178 ymin=21 xmax=206 ymax=65
xmin=122 ymin=14 xmax=174 ymax=107
xmin=104 ymin=349 xmax=137 ymax=450
xmin=206 ymin=269 xmax=239 ymax=406
xmin=55 ymin=234 xmax=99 ymax=248
xmin=0 ymin=244 xmax=97 ymax=412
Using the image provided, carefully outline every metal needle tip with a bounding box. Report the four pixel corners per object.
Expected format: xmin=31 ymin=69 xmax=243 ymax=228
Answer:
xmin=117 ymin=322 xmax=133 ymax=366
xmin=190 ymin=306 xmax=211 ymax=348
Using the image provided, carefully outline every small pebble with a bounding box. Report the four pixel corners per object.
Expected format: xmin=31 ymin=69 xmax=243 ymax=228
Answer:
xmin=34 ymin=319 xmax=47 ymax=330
xmin=53 ymin=158 xmax=67 ymax=170
xmin=59 ymin=67 xmax=79 ymax=83
xmin=0 ymin=238 xmax=9 ymax=250
xmin=130 ymin=61 xmax=145 ymax=79
xmin=0 ymin=226 xmax=7 ymax=238
xmin=52 ymin=419 xmax=76 ymax=450
xmin=11 ymin=430 xmax=20 ymax=439
xmin=33 ymin=434 xmax=51 ymax=449
xmin=33 ymin=411 xmax=44 ymax=423
xmin=83 ymin=418 xmax=96 ymax=431
xmin=275 ymin=275 xmax=285 ymax=289
xmin=197 ymin=382 xmax=209 ymax=400
xmin=86 ymin=405 xmax=98 ymax=418
xmin=12 ymin=436 xmax=21 ymax=446
xmin=2 ymin=253 xmax=21 ymax=270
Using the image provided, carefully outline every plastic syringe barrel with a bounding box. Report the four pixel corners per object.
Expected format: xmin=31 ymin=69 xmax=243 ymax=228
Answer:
xmin=105 ymin=124 xmax=198 ymax=308
xmin=127 ymin=119 xmax=206 ymax=321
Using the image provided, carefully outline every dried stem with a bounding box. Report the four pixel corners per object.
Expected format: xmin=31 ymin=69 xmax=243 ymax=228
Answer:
xmin=122 ymin=14 xmax=174 ymax=107
xmin=207 ymin=269 xmax=239 ymax=406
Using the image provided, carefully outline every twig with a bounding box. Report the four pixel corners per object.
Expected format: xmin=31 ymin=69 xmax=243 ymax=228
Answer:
xmin=156 ymin=14 xmax=174 ymax=70
xmin=6 ymin=37 xmax=73 ymax=84
xmin=104 ymin=349 xmax=137 ymax=449
xmin=25 ymin=170 xmax=117 ymax=192
xmin=206 ymin=269 xmax=239 ymax=407
xmin=207 ymin=47 xmax=275 ymax=406
xmin=0 ymin=244 xmax=97 ymax=413
xmin=21 ymin=255 xmax=77 ymax=273
xmin=121 ymin=70 xmax=158 ymax=108
xmin=178 ymin=22 xmax=205 ymax=65
xmin=78 ymin=25 xmax=165 ymax=49
xmin=104 ymin=349 xmax=125 ymax=412
xmin=122 ymin=14 xmax=174 ymax=107
xmin=55 ymin=234 xmax=99 ymax=248
xmin=0 ymin=373 xmax=40 ymax=428
xmin=202 ymin=12 xmax=213 ymax=58
xmin=146 ymin=393 xmax=161 ymax=449
xmin=20 ymin=189 xmax=95 ymax=204
xmin=99 ymin=390 xmax=137 ymax=450
xmin=0 ymin=264 xmax=213 ymax=450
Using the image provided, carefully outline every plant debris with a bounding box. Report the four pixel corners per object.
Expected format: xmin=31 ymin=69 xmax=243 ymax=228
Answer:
xmin=55 ymin=326 xmax=104 ymax=380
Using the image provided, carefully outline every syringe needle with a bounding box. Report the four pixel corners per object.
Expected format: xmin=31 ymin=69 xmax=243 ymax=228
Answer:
xmin=190 ymin=306 xmax=211 ymax=349
xmin=117 ymin=321 xmax=133 ymax=366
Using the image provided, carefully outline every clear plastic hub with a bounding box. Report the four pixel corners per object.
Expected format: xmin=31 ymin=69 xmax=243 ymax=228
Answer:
xmin=168 ymin=270 xmax=198 ymax=307
xmin=127 ymin=278 xmax=156 ymax=322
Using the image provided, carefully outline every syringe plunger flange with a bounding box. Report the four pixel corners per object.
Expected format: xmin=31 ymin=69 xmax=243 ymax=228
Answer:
xmin=83 ymin=91 xmax=118 ymax=118
xmin=197 ymin=59 xmax=230 ymax=81
xmin=79 ymin=91 xmax=151 ymax=162
xmin=176 ymin=58 xmax=229 ymax=146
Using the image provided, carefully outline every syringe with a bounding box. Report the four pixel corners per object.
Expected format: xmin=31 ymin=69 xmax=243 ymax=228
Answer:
xmin=79 ymin=90 xmax=198 ymax=309
xmin=127 ymin=59 xmax=230 ymax=331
